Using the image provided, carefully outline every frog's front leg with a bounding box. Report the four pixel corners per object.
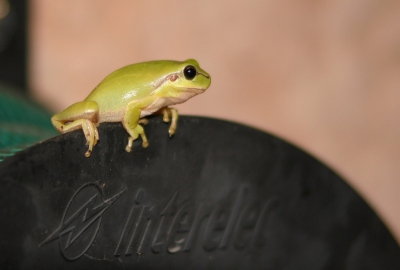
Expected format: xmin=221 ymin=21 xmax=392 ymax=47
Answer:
xmin=123 ymin=101 xmax=149 ymax=152
xmin=160 ymin=107 xmax=179 ymax=137
xmin=51 ymin=101 xmax=99 ymax=157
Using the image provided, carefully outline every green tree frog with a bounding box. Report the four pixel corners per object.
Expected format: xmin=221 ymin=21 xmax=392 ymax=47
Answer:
xmin=51 ymin=59 xmax=211 ymax=157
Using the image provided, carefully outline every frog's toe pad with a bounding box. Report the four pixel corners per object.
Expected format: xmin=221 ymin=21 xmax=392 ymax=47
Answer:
xmin=85 ymin=150 xmax=92 ymax=157
xmin=168 ymin=129 xmax=176 ymax=137
xmin=138 ymin=118 xmax=149 ymax=125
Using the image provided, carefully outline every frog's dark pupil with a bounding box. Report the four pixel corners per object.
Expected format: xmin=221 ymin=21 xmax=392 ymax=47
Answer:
xmin=184 ymin=65 xmax=197 ymax=80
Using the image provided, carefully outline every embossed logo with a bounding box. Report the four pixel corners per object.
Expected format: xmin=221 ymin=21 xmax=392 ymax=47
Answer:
xmin=114 ymin=185 xmax=279 ymax=256
xmin=40 ymin=183 xmax=126 ymax=261
xmin=40 ymin=183 xmax=278 ymax=261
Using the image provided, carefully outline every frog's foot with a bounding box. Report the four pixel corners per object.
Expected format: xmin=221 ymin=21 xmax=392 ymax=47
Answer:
xmin=125 ymin=124 xmax=149 ymax=152
xmin=138 ymin=118 xmax=148 ymax=125
xmin=52 ymin=118 xmax=99 ymax=157
xmin=160 ymin=107 xmax=178 ymax=137
xmin=94 ymin=123 xmax=100 ymax=145
xmin=85 ymin=122 xmax=99 ymax=146
xmin=82 ymin=120 xmax=99 ymax=157
xmin=51 ymin=100 xmax=100 ymax=157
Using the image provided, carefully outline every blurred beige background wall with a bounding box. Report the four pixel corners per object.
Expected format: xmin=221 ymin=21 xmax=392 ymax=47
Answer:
xmin=29 ymin=0 xmax=400 ymax=242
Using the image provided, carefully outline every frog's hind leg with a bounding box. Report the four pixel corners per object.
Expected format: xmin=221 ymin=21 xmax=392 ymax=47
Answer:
xmin=122 ymin=102 xmax=149 ymax=152
xmin=51 ymin=101 xmax=99 ymax=157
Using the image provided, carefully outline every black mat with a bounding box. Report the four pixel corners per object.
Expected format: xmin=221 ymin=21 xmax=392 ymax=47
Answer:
xmin=0 ymin=116 xmax=399 ymax=269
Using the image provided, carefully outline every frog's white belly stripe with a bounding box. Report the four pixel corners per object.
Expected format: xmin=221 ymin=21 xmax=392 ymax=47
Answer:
xmin=98 ymin=95 xmax=190 ymax=123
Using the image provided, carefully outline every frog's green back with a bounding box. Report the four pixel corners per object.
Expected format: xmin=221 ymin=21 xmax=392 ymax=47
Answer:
xmin=85 ymin=60 xmax=184 ymax=111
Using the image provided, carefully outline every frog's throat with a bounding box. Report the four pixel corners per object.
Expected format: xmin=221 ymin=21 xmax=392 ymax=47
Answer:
xmin=176 ymin=87 xmax=206 ymax=94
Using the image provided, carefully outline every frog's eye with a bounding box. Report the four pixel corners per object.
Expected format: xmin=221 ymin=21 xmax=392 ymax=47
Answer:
xmin=183 ymin=65 xmax=197 ymax=80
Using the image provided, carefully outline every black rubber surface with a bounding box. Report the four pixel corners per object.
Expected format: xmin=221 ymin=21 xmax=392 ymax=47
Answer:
xmin=0 ymin=116 xmax=399 ymax=269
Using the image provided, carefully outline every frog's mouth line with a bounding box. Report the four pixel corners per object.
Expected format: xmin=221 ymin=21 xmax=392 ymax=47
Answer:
xmin=198 ymin=71 xmax=210 ymax=79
